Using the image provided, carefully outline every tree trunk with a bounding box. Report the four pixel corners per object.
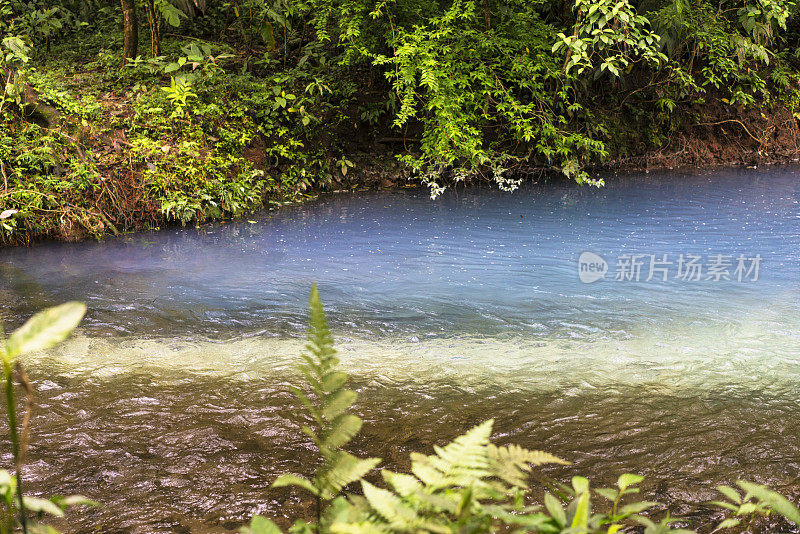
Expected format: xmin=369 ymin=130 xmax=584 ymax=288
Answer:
xmin=144 ymin=0 xmax=161 ymax=57
xmin=121 ymin=0 xmax=138 ymax=64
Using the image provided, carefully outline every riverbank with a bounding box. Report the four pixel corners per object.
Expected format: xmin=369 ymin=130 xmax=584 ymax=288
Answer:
xmin=3 ymin=29 xmax=800 ymax=246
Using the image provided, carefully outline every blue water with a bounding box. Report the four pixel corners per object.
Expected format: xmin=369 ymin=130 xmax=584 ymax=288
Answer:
xmin=2 ymin=167 xmax=798 ymax=340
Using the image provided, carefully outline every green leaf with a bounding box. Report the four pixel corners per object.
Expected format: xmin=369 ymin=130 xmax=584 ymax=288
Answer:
xmin=322 ymin=414 xmax=362 ymax=450
xmin=382 ymin=470 xmax=422 ymax=497
xmin=22 ymin=496 xmax=64 ymax=516
xmin=717 ymin=485 xmax=741 ymax=504
xmin=362 ymin=480 xmax=419 ymax=525
xmin=572 ymin=476 xmax=590 ymax=494
xmin=618 ymin=501 xmax=659 ymax=515
xmin=271 ymin=474 xmax=319 ymax=496
xmin=618 ymin=473 xmax=644 ymax=492
xmin=544 ymin=492 xmax=566 ymax=527
xmin=322 ymin=389 xmax=357 ymax=420
xmin=595 ymin=488 xmax=619 ymax=501
xmin=5 ymin=302 xmax=86 ymax=361
xmin=488 ymin=443 xmax=568 ymax=487
xmin=321 ymin=372 xmax=347 ymax=392
xmin=317 ymin=453 xmax=380 ymax=499
xmin=737 ymin=480 xmax=800 ymax=525
xmin=50 ymin=495 xmax=99 ymax=507
xmin=569 ymin=490 xmax=590 ymax=528
xmin=240 ymin=515 xmax=283 ymax=534
xmin=715 ymin=518 xmax=741 ymax=530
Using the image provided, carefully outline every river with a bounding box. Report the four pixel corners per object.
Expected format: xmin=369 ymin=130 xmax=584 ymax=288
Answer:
xmin=1 ymin=167 xmax=799 ymax=532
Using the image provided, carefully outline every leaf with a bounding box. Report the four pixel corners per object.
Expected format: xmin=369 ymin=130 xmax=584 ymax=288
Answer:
xmin=0 ymin=209 xmax=17 ymax=219
xmin=595 ymin=488 xmax=619 ymax=501
xmin=572 ymin=476 xmax=590 ymax=494
xmin=322 ymin=414 xmax=362 ymax=450
xmin=260 ymin=21 xmax=275 ymax=48
xmin=22 ymin=496 xmax=64 ymax=516
xmin=317 ymin=453 xmax=380 ymax=499
xmin=321 ymin=371 xmax=347 ymax=392
xmin=240 ymin=516 xmax=283 ymax=534
xmin=271 ymin=474 xmax=319 ymax=496
xmin=715 ymin=518 xmax=741 ymax=530
xmin=5 ymin=302 xmax=86 ymax=361
xmin=545 ymin=492 xmax=566 ymax=527
xmin=381 ymin=470 xmax=422 ymax=497
xmin=569 ymin=489 xmax=590 ymax=528
xmin=361 ymin=480 xmax=419 ymax=525
xmin=618 ymin=501 xmax=659 ymax=515
xmin=618 ymin=473 xmax=644 ymax=491
xmin=717 ymin=485 xmax=741 ymax=504
xmin=322 ymin=389 xmax=357 ymax=420
xmin=50 ymin=495 xmax=99 ymax=507
xmin=488 ymin=443 xmax=568 ymax=487
xmin=737 ymin=480 xmax=800 ymax=525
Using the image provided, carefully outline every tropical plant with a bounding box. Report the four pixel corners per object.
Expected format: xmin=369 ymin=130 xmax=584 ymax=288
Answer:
xmin=268 ymin=283 xmax=381 ymax=526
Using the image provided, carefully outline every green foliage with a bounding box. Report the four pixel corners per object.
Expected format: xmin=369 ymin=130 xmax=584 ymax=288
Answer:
xmin=162 ymin=76 xmax=197 ymax=117
xmin=0 ymin=36 xmax=31 ymax=118
xmin=372 ymin=0 xmax=607 ymax=195
xmin=553 ymin=0 xmax=667 ymax=78
xmin=710 ymin=480 xmax=800 ymax=531
xmin=4 ymin=0 xmax=800 ymax=238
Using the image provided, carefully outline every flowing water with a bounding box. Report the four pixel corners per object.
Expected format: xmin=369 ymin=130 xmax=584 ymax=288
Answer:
xmin=1 ymin=167 xmax=800 ymax=532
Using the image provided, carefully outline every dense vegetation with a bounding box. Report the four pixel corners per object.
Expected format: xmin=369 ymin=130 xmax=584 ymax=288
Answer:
xmin=4 ymin=289 xmax=800 ymax=533
xmin=2 ymin=0 xmax=800 ymax=242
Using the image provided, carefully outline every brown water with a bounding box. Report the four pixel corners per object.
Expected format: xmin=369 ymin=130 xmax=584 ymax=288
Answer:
xmin=15 ymin=365 xmax=800 ymax=533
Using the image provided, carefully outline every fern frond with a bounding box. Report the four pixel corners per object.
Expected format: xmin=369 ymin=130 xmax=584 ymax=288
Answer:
xmin=271 ymin=474 xmax=319 ymax=496
xmin=488 ymin=443 xmax=569 ymax=487
xmin=321 ymin=371 xmax=348 ymax=392
xmin=381 ymin=471 xmax=423 ymax=498
xmin=317 ymin=452 xmax=381 ymax=500
xmin=410 ymin=420 xmax=494 ymax=490
xmin=361 ymin=480 xmax=421 ymax=527
xmin=323 ymin=389 xmax=358 ymax=420
xmin=321 ymin=414 xmax=363 ymax=451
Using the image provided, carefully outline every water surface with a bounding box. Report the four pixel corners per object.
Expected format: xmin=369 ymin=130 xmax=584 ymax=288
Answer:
xmin=1 ymin=167 xmax=800 ymax=532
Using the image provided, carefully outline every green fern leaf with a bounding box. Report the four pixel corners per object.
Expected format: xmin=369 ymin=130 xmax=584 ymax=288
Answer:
xmin=271 ymin=474 xmax=319 ymax=496
xmin=410 ymin=420 xmax=494 ymax=489
xmin=381 ymin=471 xmax=423 ymax=498
xmin=322 ymin=371 xmax=348 ymax=392
xmin=322 ymin=414 xmax=363 ymax=450
xmin=323 ymin=389 xmax=358 ymax=420
xmin=487 ymin=443 xmax=568 ymax=487
xmin=317 ymin=452 xmax=381 ymax=500
xmin=361 ymin=480 xmax=420 ymax=526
